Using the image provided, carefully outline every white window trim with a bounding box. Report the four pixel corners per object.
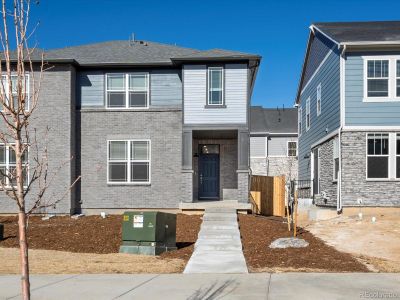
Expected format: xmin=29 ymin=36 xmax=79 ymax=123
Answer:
xmin=306 ymin=97 xmax=311 ymax=131
xmin=362 ymin=56 xmax=400 ymax=102
xmin=298 ymin=107 xmax=302 ymax=137
xmin=365 ymin=133 xmax=393 ymax=181
xmin=397 ymin=134 xmax=400 ymax=179
xmin=0 ymin=144 xmax=29 ymax=189
xmin=207 ymin=67 xmax=224 ymax=106
xmin=1 ymin=74 xmax=30 ymax=111
xmin=105 ymin=73 xmax=150 ymax=109
xmin=316 ymin=83 xmax=322 ymax=116
xmin=107 ymin=139 xmax=151 ymax=185
xmin=287 ymin=141 xmax=298 ymax=157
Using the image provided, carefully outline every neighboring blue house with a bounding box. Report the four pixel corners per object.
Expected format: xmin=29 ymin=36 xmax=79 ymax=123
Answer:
xmin=296 ymin=21 xmax=400 ymax=210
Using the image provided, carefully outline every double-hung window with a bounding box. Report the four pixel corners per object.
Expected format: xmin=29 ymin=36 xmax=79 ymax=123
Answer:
xmin=367 ymin=133 xmax=389 ymax=179
xmin=333 ymin=137 xmax=339 ymax=181
xmin=316 ymin=83 xmax=322 ymax=116
xmin=397 ymin=134 xmax=400 ymax=179
xmin=1 ymin=74 xmax=29 ymax=111
xmin=397 ymin=61 xmax=400 ymax=97
xmin=298 ymin=107 xmax=302 ymax=137
xmin=0 ymin=144 xmax=28 ymax=188
xmin=306 ymin=98 xmax=311 ymax=131
xmin=287 ymin=141 xmax=297 ymax=157
xmin=108 ymin=140 xmax=150 ymax=184
xmin=366 ymin=60 xmax=389 ymax=97
xmin=207 ymin=67 xmax=224 ymax=105
xmin=106 ymin=73 xmax=149 ymax=109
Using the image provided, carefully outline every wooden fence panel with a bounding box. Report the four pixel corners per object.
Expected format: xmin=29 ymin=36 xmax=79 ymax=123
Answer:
xmin=250 ymin=175 xmax=286 ymax=217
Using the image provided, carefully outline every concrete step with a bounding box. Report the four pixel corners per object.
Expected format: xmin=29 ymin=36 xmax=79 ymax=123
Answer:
xmin=194 ymin=244 xmax=243 ymax=251
xmin=198 ymin=231 xmax=241 ymax=239
xmin=204 ymin=207 xmax=237 ymax=214
xmin=184 ymin=250 xmax=248 ymax=274
xmin=202 ymin=215 xmax=238 ymax=222
xmin=201 ymin=224 xmax=238 ymax=230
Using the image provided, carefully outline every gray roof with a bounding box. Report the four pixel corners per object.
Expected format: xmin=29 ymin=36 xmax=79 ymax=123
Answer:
xmin=28 ymin=40 xmax=260 ymax=66
xmin=313 ymin=21 xmax=400 ymax=44
xmin=250 ymin=106 xmax=298 ymax=134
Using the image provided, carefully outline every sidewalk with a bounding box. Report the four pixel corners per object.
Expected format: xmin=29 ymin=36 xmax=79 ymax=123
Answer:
xmin=1 ymin=273 xmax=399 ymax=300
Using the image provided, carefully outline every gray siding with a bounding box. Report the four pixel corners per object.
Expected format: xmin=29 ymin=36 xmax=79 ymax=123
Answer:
xmin=77 ymin=71 xmax=104 ymax=107
xmin=298 ymin=42 xmax=341 ymax=180
xmin=183 ymin=64 xmax=248 ymax=125
xmin=77 ymin=69 xmax=182 ymax=108
xmin=268 ymin=136 xmax=297 ymax=156
xmin=345 ymin=52 xmax=400 ymax=126
xmin=150 ymin=70 xmax=182 ymax=107
xmin=250 ymin=136 xmax=266 ymax=157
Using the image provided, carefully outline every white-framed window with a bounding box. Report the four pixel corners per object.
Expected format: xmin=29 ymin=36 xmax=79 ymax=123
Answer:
xmin=366 ymin=133 xmax=389 ymax=179
xmin=362 ymin=56 xmax=400 ymax=101
xmin=333 ymin=137 xmax=339 ymax=182
xmin=316 ymin=83 xmax=322 ymax=116
xmin=207 ymin=67 xmax=224 ymax=105
xmin=397 ymin=60 xmax=400 ymax=97
xmin=298 ymin=107 xmax=302 ymax=137
xmin=306 ymin=97 xmax=311 ymax=131
xmin=107 ymin=140 xmax=150 ymax=184
xmin=106 ymin=73 xmax=149 ymax=109
xmin=287 ymin=141 xmax=297 ymax=157
xmin=1 ymin=74 xmax=30 ymax=111
xmin=397 ymin=134 xmax=400 ymax=179
xmin=0 ymin=144 xmax=29 ymax=188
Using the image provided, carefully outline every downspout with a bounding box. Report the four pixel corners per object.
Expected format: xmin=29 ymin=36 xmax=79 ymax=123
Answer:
xmin=337 ymin=44 xmax=347 ymax=213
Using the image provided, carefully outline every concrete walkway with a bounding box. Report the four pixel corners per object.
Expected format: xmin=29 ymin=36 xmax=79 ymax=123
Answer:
xmin=183 ymin=207 xmax=248 ymax=274
xmin=1 ymin=273 xmax=399 ymax=299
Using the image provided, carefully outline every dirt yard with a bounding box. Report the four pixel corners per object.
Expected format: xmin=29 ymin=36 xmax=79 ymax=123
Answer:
xmin=304 ymin=209 xmax=400 ymax=272
xmin=239 ymin=214 xmax=369 ymax=273
xmin=0 ymin=212 xmax=371 ymax=274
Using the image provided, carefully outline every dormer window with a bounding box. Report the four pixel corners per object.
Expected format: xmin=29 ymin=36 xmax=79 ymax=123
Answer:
xmin=207 ymin=67 xmax=224 ymax=106
xmin=106 ymin=73 xmax=149 ymax=109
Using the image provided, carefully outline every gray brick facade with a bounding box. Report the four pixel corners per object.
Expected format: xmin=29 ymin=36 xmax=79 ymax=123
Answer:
xmin=341 ymin=131 xmax=400 ymax=206
xmin=78 ymin=109 xmax=183 ymax=211
xmin=0 ymin=65 xmax=77 ymax=214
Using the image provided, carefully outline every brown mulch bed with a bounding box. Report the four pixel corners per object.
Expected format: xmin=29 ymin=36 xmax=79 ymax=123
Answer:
xmin=239 ymin=214 xmax=369 ymax=272
xmin=0 ymin=214 xmax=201 ymax=258
xmin=160 ymin=213 xmax=202 ymax=262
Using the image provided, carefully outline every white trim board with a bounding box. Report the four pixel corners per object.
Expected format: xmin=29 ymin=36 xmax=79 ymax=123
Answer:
xmin=343 ymin=126 xmax=400 ymax=131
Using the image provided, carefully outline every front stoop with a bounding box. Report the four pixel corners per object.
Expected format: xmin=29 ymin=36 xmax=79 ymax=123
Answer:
xmin=179 ymin=200 xmax=251 ymax=212
xmin=183 ymin=207 xmax=248 ymax=274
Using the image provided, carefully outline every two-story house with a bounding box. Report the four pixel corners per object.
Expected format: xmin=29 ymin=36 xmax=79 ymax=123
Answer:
xmin=1 ymin=40 xmax=261 ymax=214
xmin=250 ymin=106 xmax=298 ymax=180
xmin=296 ymin=21 xmax=400 ymax=210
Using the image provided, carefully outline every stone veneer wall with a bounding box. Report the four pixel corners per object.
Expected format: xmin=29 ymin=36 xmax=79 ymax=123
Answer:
xmin=250 ymin=157 xmax=298 ymax=180
xmin=341 ymin=131 xmax=400 ymax=206
xmin=314 ymin=138 xmax=338 ymax=207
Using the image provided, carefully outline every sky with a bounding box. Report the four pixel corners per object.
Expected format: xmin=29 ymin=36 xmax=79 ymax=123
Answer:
xmin=25 ymin=0 xmax=400 ymax=108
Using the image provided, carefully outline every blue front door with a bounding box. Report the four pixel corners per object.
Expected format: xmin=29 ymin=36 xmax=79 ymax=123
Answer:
xmin=198 ymin=153 xmax=220 ymax=200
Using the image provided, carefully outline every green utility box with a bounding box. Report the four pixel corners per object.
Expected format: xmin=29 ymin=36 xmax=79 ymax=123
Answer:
xmin=0 ymin=223 xmax=3 ymax=240
xmin=119 ymin=211 xmax=177 ymax=255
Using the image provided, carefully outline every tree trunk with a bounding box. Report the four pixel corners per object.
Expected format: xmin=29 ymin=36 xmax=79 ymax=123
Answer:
xmin=18 ymin=210 xmax=30 ymax=300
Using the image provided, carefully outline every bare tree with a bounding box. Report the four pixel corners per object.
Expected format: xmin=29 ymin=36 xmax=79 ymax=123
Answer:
xmin=0 ymin=1 xmax=79 ymax=299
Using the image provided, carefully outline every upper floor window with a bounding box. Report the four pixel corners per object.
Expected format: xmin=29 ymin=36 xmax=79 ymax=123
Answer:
xmin=287 ymin=141 xmax=297 ymax=157
xmin=306 ymin=98 xmax=311 ymax=131
xmin=207 ymin=67 xmax=224 ymax=105
xmin=367 ymin=133 xmax=389 ymax=179
xmin=1 ymin=74 xmax=29 ymax=111
xmin=108 ymin=140 xmax=150 ymax=184
xmin=366 ymin=60 xmax=389 ymax=97
xmin=397 ymin=61 xmax=400 ymax=97
xmin=316 ymin=83 xmax=322 ymax=116
xmin=106 ymin=73 xmax=149 ymax=109
xmin=298 ymin=107 xmax=302 ymax=137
